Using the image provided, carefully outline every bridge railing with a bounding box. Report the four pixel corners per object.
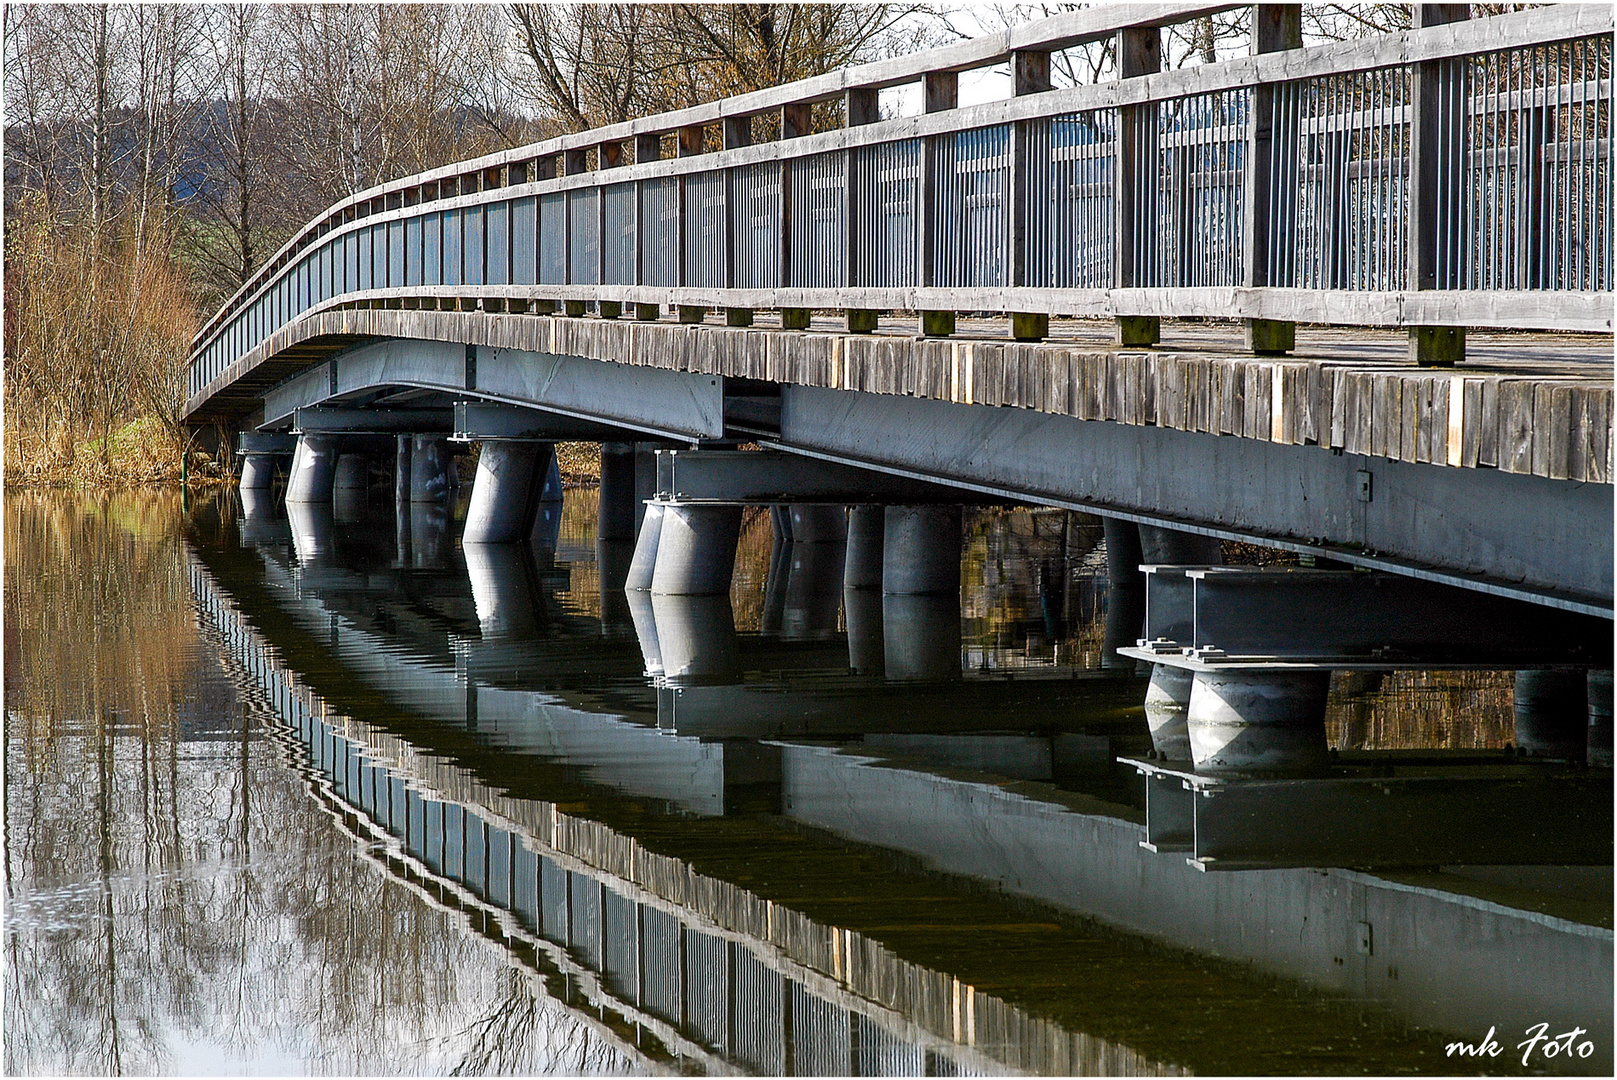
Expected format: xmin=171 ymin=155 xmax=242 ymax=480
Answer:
xmin=188 ymin=3 xmax=1613 ymax=410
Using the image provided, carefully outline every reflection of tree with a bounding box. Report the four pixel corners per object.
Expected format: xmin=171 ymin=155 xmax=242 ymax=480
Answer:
xmin=5 ymin=491 xmax=646 ymax=1076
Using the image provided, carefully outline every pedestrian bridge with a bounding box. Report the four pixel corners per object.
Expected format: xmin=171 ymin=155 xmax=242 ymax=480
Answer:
xmin=183 ymin=3 xmax=1614 ymax=773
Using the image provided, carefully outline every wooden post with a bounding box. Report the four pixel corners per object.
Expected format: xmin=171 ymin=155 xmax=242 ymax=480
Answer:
xmin=722 ymin=116 xmax=748 ymax=323
xmin=845 ymin=88 xmax=878 ymax=294
xmin=634 ymin=135 xmax=658 ymax=302
xmin=1116 ymin=26 xmax=1161 ymax=346
xmin=1010 ymin=50 xmax=1051 ymax=342
xmin=1242 ymin=5 xmax=1301 ymax=356
xmin=1409 ymin=4 xmax=1470 ymax=365
xmin=920 ymin=71 xmax=959 ymax=336
xmin=781 ymin=103 xmax=811 ymax=140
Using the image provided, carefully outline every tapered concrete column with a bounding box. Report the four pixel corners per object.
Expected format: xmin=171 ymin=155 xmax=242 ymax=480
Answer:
xmin=1514 ymin=669 xmax=1589 ymax=761
xmin=334 ymin=453 xmax=369 ymax=491
xmin=285 ymin=435 xmax=339 ymax=503
xmin=789 ymin=504 xmax=846 ymax=543
xmin=1587 ymin=670 xmax=1612 ymax=767
xmin=650 ymin=504 xmax=743 ymax=596
xmin=1102 ymin=517 xmax=1146 ymax=669
xmin=410 ymin=434 xmax=453 ymax=503
xmin=625 ymin=502 xmax=666 ymax=592
xmin=286 ymin=499 xmax=337 ymax=562
xmin=395 ymin=435 xmax=412 ymax=505
xmin=882 ymin=506 xmax=961 ymax=596
xmin=1138 ymin=524 xmax=1223 ymax=565
xmin=633 ymin=444 xmax=659 ymax=534
xmin=464 ymin=542 xmax=543 ymax=639
xmin=651 ymin=594 xmax=740 ymax=684
xmin=1103 ymin=517 xmax=1144 ymax=584
xmin=845 ymin=587 xmax=885 ymax=676
xmin=760 ymin=518 xmax=792 ymax=637
xmin=1144 ymin=664 xmax=1194 ymax=759
xmin=598 ymin=443 xmax=638 ymax=542
xmin=883 ymin=595 xmax=961 ymax=680
xmin=1187 ymin=669 xmax=1331 ymax=774
xmin=783 ymin=540 xmax=846 ymax=641
xmin=464 ymin=442 xmax=546 ymax=543
xmin=843 ymin=505 xmax=884 ymax=591
xmin=239 ymin=454 xmax=277 ymax=491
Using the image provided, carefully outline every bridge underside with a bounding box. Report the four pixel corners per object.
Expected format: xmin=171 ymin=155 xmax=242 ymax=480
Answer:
xmin=204 ymin=326 xmax=1611 ymax=615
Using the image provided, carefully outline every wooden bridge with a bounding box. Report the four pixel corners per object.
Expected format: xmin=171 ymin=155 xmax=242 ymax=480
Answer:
xmin=184 ymin=2 xmax=1614 ymax=637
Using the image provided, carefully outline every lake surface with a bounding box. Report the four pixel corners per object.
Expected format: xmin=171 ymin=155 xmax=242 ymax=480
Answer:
xmin=5 ymin=487 xmax=1610 ymax=1075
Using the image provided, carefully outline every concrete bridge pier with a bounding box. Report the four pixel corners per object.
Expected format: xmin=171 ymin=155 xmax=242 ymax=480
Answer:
xmin=238 ymin=453 xmax=278 ymax=491
xmin=625 ymin=503 xmax=666 ymax=592
xmin=333 ymin=452 xmax=371 ymax=522
xmin=881 ymin=506 xmax=961 ymax=596
xmin=1101 ymin=517 xmax=1146 ymax=670
xmin=759 ymin=509 xmax=793 ymax=636
xmin=410 ymin=434 xmax=454 ymax=504
xmin=597 ymin=443 xmax=638 ymax=543
xmin=394 ymin=435 xmax=412 ymax=504
xmin=883 ymin=595 xmax=961 ymax=681
xmin=1187 ymin=667 xmax=1333 ymax=775
xmin=285 ymin=435 xmax=340 ymax=503
xmin=789 ymin=504 xmax=847 ymax=543
xmin=843 ymin=505 xmax=885 ymax=591
xmin=463 ymin=441 xmax=549 ymax=543
xmin=649 ymin=503 xmax=743 ymax=596
xmin=596 ymin=538 xmax=635 ymax=633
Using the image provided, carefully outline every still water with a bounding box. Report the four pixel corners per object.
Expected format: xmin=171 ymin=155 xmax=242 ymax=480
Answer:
xmin=5 ymin=488 xmax=1610 ymax=1075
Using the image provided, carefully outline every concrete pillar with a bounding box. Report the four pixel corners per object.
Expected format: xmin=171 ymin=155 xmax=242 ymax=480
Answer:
xmin=393 ymin=497 xmax=411 ymax=568
xmin=395 ymin=435 xmax=412 ymax=505
xmin=239 ymin=454 xmax=276 ymax=491
xmin=760 ymin=515 xmax=792 ymax=637
xmin=882 ymin=505 xmax=961 ymax=596
xmin=883 ymin=594 xmax=961 ymax=681
xmin=286 ymin=499 xmax=337 ymax=563
xmin=1514 ymin=668 xmax=1589 ymax=761
xmin=789 ymin=504 xmax=846 ymax=543
xmin=464 ymin=442 xmax=546 ymax=543
xmin=1187 ymin=668 xmax=1332 ymax=774
xmin=1144 ymin=664 xmax=1194 ymax=760
xmin=650 ymin=504 xmax=742 ymax=596
xmin=783 ymin=540 xmax=846 ymax=641
xmin=334 ymin=453 xmax=369 ymax=491
xmin=1102 ymin=517 xmax=1147 ymax=670
xmin=845 ymin=587 xmax=885 ymax=676
xmin=464 ymin=542 xmax=543 ymax=639
xmin=410 ymin=434 xmax=453 ymax=503
xmin=843 ymin=505 xmax=884 ymax=591
xmin=626 ymin=591 xmax=663 ymax=679
xmin=633 ymin=444 xmax=659 ymax=534
xmin=651 ymin=594 xmax=740 ymax=684
xmin=1138 ymin=523 xmax=1223 ymax=565
xmin=598 ymin=443 xmax=638 ymax=542
xmin=625 ymin=502 xmax=666 ymax=592
xmin=1587 ymin=670 xmax=1612 ymax=767
xmin=285 ymin=434 xmax=339 ymax=503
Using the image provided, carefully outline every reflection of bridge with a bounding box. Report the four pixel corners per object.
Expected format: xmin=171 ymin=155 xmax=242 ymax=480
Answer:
xmin=187 ymin=497 xmax=1613 ymax=1072
xmin=183 ymin=3 xmax=1612 ymax=780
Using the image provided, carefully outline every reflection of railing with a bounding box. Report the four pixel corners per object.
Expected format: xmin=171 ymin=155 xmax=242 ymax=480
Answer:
xmin=187 ymin=4 xmax=1614 ymax=407
xmin=189 ymin=552 xmax=1176 ymax=1077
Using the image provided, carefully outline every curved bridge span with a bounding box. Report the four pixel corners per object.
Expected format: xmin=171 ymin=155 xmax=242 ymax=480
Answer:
xmin=185 ymin=3 xmax=1614 ymax=619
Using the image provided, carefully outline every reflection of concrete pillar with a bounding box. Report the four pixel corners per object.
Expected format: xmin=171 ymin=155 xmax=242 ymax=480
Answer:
xmin=651 ymin=504 xmax=742 ymax=596
xmin=285 ymin=435 xmax=339 ymax=503
xmin=464 ymin=542 xmax=543 ymax=639
xmin=238 ymin=488 xmax=288 ymax=547
xmin=1138 ymin=524 xmax=1223 ymax=565
xmin=625 ymin=502 xmax=665 ymax=592
xmin=883 ymin=594 xmax=961 ymax=681
xmin=1514 ymin=669 xmax=1588 ymax=761
xmin=1587 ymin=670 xmax=1612 ymax=767
xmin=789 ymin=504 xmax=846 ymax=543
xmin=845 ymin=588 xmax=884 ymax=676
xmin=410 ymin=502 xmax=449 ymax=568
xmin=394 ymin=496 xmax=411 ymax=567
xmin=410 ymin=434 xmax=453 ymax=503
xmin=598 ymin=443 xmax=637 ymax=542
xmin=626 ymin=590 xmax=663 ymax=678
xmin=1144 ymin=664 xmax=1193 ymax=759
xmin=239 ymin=454 xmax=276 ymax=491
xmin=1187 ymin=669 xmax=1331 ymax=774
xmin=395 ymin=435 xmax=412 ymax=505
xmin=464 ymin=442 xmax=544 ymax=543
xmin=882 ymin=506 xmax=961 ymax=596
xmin=651 ymin=594 xmax=740 ymax=684
xmin=843 ymin=505 xmax=884 ymax=591
xmin=287 ymin=499 xmax=337 ymax=562
xmin=596 ymin=539 xmax=634 ymax=633
xmin=783 ymin=540 xmax=846 ymax=641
